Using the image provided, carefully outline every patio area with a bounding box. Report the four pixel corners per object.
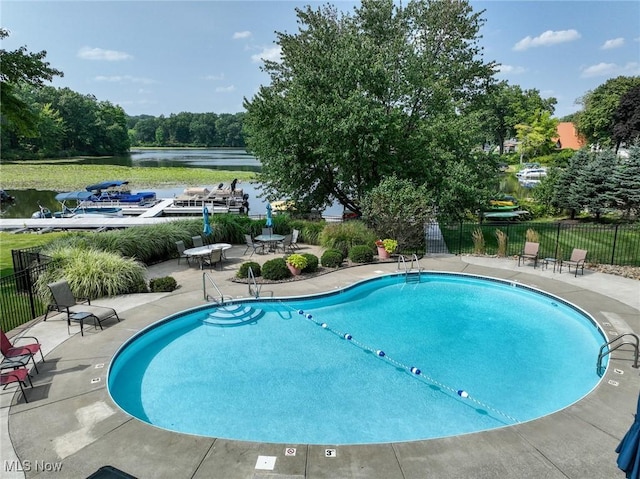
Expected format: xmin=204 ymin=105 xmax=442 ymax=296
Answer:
xmin=2 ymin=244 xmax=639 ymax=478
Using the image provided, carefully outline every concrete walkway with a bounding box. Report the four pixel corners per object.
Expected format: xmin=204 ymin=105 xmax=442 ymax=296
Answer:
xmin=1 ymin=246 xmax=639 ymax=478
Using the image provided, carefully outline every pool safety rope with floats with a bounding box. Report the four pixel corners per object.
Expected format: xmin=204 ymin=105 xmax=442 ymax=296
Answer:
xmin=285 ymin=303 xmax=519 ymax=425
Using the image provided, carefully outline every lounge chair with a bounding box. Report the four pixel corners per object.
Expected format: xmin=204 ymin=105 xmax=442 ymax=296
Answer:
xmin=244 ymin=234 xmax=265 ymax=256
xmin=47 ymin=280 xmax=120 ymax=329
xmin=175 ymin=240 xmax=191 ymax=266
xmin=560 ymin=248 xmax=588 ymax=277
xmin=518 ymin=242 xmax=539 ymax=268
xmin=0 ymin=329 xmax=44 ymax=373
xmin=0 ymin=367 xmax=33 ymax=403
xmin=192 ymin=235 xmax=204 ymax=248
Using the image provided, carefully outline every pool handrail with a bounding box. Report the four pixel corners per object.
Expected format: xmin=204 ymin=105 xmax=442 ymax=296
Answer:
xmin=202 ymin=273 xmax=227 ymax=304
xmin=597 ymin=333 xmax=639 ymax=376
xmin=247 ymin=266 xmax=260 ymax=298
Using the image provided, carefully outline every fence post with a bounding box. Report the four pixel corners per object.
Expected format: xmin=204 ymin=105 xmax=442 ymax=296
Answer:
xmin=457 ymin=220 xmax=463 ymax=255
xmin=554 ymin=223 xmax=561 ymax=260
xmin=611 ymin=224 xmax=619 ymax=265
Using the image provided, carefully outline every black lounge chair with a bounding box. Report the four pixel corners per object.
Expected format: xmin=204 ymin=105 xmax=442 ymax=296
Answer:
xmin=46 ymin=280 xmax=120 ymax=329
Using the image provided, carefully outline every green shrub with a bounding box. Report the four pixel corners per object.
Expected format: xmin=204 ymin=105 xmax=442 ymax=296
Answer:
xmin=349 ymin=245 xmax=374 ymax=263
xmin=319 ymin=221 xmax=377 ymax=256
xmin=301 ymin=253 xmax=319 ymax=273
xmin=321 ymin=249 xmax=344 ymax=268
xmin=237 ymin=261 xmax=261 ymax=278
xmin=35 ymin=246 xmax=148 ymax=301
xmin=262 ymin=258 xmax=292 ymax=280
xmin=149 ymin=276 xmax=178 ymax=292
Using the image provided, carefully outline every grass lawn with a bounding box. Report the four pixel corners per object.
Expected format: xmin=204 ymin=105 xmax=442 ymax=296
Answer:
xmin=0 ymin=232 xmax=70 ymax=277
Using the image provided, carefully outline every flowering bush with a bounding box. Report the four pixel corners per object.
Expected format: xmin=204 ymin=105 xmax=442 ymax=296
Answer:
xmin=375 ymin=238 xmax=398 ymax=253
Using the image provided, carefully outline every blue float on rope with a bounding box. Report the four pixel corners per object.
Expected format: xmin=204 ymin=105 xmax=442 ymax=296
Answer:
xmin=410 ymin=367 xmax=421 ymax=375
xmin=298 ymin=310 xmax=304 ymax=315
xmin=457 ymin=390 xmax=469 ymax=398
xmin=306 ymin=314 xmax=313 ymax=319
xmin=376 ymin=350 xmax=385 ymax=357
xmin=344 ymin=333 xmax=352 ymax=340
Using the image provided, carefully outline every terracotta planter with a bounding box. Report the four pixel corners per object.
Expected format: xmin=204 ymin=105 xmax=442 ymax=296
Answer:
xmin=377 ymin=246 xmax=390 ymax=259
xmin=287 ymin=263 xmax=302 ymax=276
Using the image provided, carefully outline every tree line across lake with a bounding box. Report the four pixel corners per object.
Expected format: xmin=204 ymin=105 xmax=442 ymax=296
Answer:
xmin=1 ymin=83 xmax=247 ymax=160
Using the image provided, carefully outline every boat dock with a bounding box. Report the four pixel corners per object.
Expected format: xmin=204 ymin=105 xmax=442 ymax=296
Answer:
xmin=0 ymin=215 xmax=183 ymax=233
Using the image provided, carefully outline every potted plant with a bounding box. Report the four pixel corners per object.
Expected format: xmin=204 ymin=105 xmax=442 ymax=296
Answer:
xmin=375 ymin=239 xmax=397 ymax=259
xmin=286 ymin=253 xmax=308 ymax=276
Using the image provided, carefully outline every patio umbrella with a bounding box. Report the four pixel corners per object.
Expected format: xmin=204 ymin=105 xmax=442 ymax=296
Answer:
xmin=202 ymin=206 xmax=212 ymax=236
xmin=265 ymin=203 xmax=273 ymax=230
xmin=617 ymin=392 xmax=640 ymax=479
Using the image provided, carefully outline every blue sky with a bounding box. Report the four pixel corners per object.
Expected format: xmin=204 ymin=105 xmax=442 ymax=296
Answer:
xmin=2 ymin=1 xmax=639 ymax=118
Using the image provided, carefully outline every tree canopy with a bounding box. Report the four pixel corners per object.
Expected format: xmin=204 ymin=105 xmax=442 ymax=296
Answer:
xmin=243 ymin=0 xmax=498 ymax=219
xmin=0 ymin=27 xmax=63 ymax=136
xmin=575 ymin=75 xmax=640 ymax=149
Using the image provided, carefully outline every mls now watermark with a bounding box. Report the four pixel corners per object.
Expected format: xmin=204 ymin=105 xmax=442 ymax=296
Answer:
xmin=4 ymin=460 xmax=63 ymax=473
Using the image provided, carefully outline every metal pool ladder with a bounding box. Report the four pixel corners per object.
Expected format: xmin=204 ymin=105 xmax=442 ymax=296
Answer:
xmin=597 ymin=333 xmax=640 ymax=376
xmin=397 ymin=254 xmax=422 ymax=284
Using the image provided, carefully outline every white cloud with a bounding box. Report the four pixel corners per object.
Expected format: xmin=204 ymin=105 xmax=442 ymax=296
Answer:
xmin=601 ymin=38 xmax=624 ymax=50
xmin=251 ymin=46 xmax=282 ymax=63
xmin=581 ymin=61 xmax=640 ymax=78
xmin=496 ymin=64 xmax=526 ymax=75
xmin=233 ymin=31 xmax=252 ymax=40
xmin=94 ymin=75 xmax=155 ymax=84
xmin=215 ymin=85 xmax=236 ymax=93
xmin=78 ymin=47 xmax=132 ymax=61
xmin=513 ymin=29 xmax=581 ymax=51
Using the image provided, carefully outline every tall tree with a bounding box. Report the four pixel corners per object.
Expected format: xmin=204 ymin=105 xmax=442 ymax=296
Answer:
xmin=0 ymin=28 xmax=63 ymax=136
xmin=515 ymin=110 xmax=559 ymax=162
xmin=611 ymin=145 xmax=640 ymax=219
xmin=612 ymin=85 xmax=640 ymax=151
xmin=243 ymin=0 xmax=496 ymax=218
xmin=575 ymin=75 xmax=640 ymax=148
xmin=480 ymin=81 xmax=556 ymax=154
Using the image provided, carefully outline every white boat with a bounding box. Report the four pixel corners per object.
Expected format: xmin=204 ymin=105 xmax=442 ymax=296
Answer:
xmin=516 ymin=167 xmax=547 ymax=180
xmin=32 ymin=191 xmax=123 ymax=218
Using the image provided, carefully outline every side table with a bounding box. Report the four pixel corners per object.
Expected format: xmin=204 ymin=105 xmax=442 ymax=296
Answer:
xmin=69 ymin=312 xmax=100 ymax=336
xmin=542 ymin=257 xmax=558 ymax=272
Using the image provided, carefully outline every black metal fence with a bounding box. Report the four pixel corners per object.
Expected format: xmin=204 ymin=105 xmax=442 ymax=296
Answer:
xmin=1 ymin=248 xmax=51 ymax=332
xmin=430 ymin=221 xmax=640 ymax=266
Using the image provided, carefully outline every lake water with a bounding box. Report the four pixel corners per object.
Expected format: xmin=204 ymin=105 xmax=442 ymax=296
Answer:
xmin=0 ymin=148 xmax=344 ymax=219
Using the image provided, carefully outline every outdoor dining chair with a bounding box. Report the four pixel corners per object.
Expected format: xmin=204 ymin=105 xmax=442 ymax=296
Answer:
xmin=0 ymin=367 xmax=33 ymax=403
xmin=560 ymin=248 xmax=588 ymax=277
xmin=244 ymin=234 xmax=265 ymax=256
xmin=192 ymin=235 xmax=204 ymax=248
xmin=517 ymin=242 xmax=539 ymax=268
xmin=0 ymin=329 xmax=44 ymax=374
xmin=175 ymin=240 xmax=191 ymax=266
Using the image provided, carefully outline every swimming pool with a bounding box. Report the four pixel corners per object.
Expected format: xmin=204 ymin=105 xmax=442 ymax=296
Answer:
xmin=108 ymin=272 xmax=606 ymax=445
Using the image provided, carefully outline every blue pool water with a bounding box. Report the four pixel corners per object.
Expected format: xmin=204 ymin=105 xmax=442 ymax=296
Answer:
xmin=108 ymin=273 xmax=606 ymax=445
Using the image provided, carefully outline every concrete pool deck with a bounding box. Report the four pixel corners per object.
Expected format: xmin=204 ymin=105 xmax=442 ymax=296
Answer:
xmin=2 ymin=246 xmax=639 ymax=478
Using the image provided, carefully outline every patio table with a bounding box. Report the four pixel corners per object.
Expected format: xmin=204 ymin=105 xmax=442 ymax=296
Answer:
xmin=184 ymin=243 xmax=232 ymax=269
xmin=255 ymin=234 xmax=285 ymax=253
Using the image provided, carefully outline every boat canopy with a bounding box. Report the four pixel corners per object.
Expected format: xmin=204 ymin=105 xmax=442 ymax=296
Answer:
xmin=55 ymin=191 xmax=95 ymax=202
xmin=86 ymin=181 xmax=129 ymax=192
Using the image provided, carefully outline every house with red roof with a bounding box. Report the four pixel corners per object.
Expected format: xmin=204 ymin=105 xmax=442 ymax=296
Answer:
xmin=554 ymin=122 xmax=585 ymax=150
